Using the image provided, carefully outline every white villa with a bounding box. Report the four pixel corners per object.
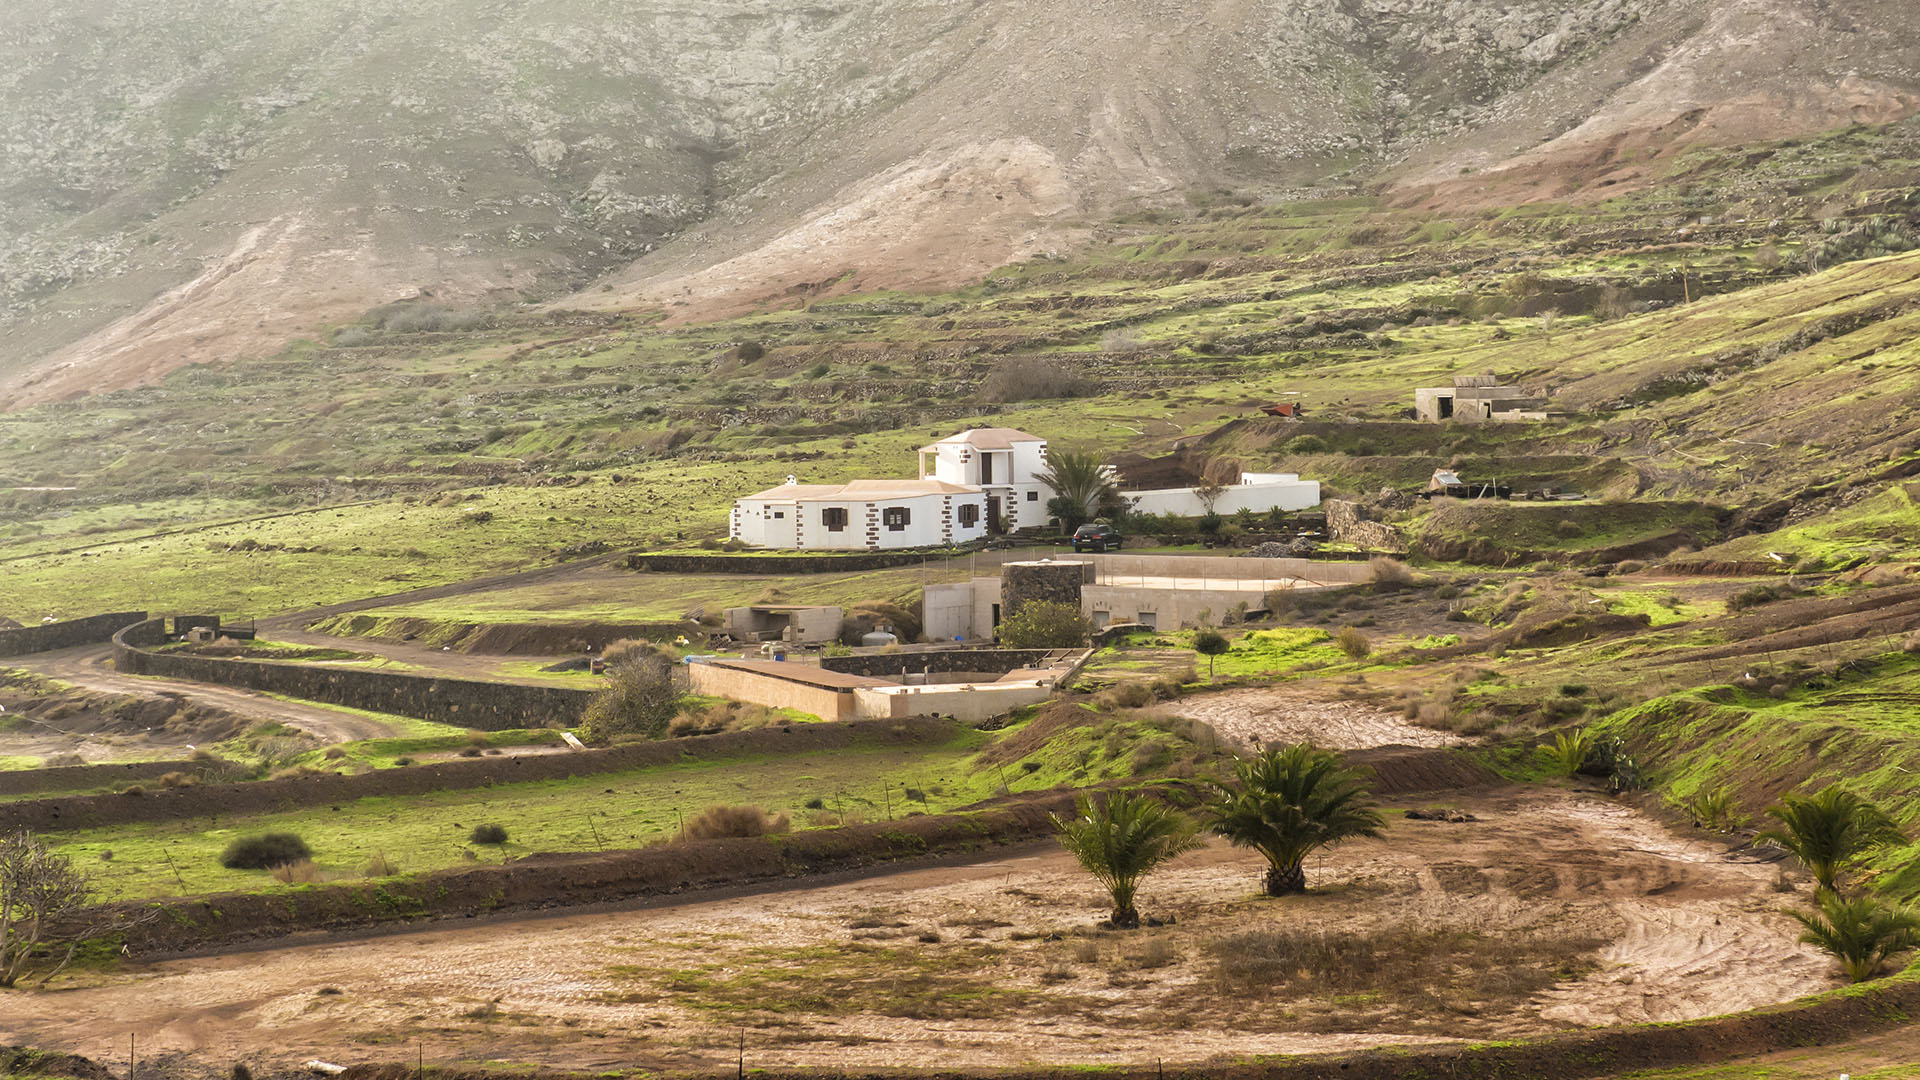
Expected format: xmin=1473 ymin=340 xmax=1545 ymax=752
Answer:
xmin=729 ymin=428 xmax=1050 ymax=550
xmin=728 ymin=426 xmax=1322 ymax=550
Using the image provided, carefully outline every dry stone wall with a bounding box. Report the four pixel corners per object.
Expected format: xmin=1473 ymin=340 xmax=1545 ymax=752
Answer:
xmin=0 ymin=611 xmax=145 ymax=657
xmin=1325 ymin=500 xmax=1408 ymax=553
xmin=112 ymin=618 xmax=592 ymax=731
xmin=628 ymin=551 xmax=963 ymax=575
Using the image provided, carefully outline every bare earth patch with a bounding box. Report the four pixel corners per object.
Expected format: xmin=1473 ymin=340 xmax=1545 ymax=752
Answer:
xmin=1172 ymin=686 xmax=1468 ymax=750
xmin=0 ymin=787 xmax=1829 ymax=1074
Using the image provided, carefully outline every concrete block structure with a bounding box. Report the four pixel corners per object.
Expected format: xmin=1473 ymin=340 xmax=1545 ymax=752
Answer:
xmin=1414 ymin=374 xmax=1549 ymax=422
xmin=687 ymin=649 xmax=1087 ymax=724
xmin=1122 ymin=471 xmax=1320 ymax=516
xmin=923 ymin=553 xmax=1375 ymax=638
xmin=722 ymin=605 xmax=843 ymax=644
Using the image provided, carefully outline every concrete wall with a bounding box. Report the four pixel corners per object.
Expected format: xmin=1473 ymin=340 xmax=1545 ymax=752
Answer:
xmin=1123 ymin=476 xmax=1320 ymax=516
xmin=922 ymin=583 xmax=977 ymax=642
xmin=724 ymin=606 xmax=843 ymax=644
xmin=1084 ymin=585 xmax=1269 ymax=630
xmin=0 ymin=611 xmax=147 ymax=657
xmin=113 ymin=619 xmax=593 ymax=730
xmin=1082 ymin=553 xmax=1374 ymax=586
xmin=687 ymin=661 xmax=854 ymax=720
xmin=821 ymin=649 xmax=1061 ymax=678
xmin=853 ymin=682 xmax=1053 ymax=723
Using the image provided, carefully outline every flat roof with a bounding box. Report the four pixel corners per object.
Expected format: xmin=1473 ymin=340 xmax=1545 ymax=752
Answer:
xmin=701 ymin=659 xmax=893 ymax=690
xmin=919 ymin=427 xmax=1045 ymax=452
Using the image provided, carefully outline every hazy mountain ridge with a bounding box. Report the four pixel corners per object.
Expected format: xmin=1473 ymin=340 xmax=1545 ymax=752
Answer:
xmin=2 ymin=0 xmax=1916 ymax=407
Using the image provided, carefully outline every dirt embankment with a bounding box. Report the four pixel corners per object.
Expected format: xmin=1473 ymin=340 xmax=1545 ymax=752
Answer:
xmin=12 ymin=643 xmax=401 ymax=744
xmin=0 ymin=669 xmax=258 ymax=766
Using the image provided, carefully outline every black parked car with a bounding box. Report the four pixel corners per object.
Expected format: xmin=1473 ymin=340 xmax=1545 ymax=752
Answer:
xmin=1071 ymin=523 xmax=1123 ymax=552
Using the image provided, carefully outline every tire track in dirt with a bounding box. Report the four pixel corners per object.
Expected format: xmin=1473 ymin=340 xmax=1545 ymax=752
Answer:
xmin=1172 ymin=686 xmax=1468 ymax=750
xmin=0 ymin=789 xmax=1830 ymax=1074
xmin=10 ymin=643 xmax=395 ymax=742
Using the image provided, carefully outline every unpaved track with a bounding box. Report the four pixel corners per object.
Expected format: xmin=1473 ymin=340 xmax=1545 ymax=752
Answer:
xmin=1174 ymin=686 xmax=1467 ymax=750
xmin=10 ymin=644 xmax=395 ymax=742
xmin=0 ymin=787 xmax=1828 ymax=1074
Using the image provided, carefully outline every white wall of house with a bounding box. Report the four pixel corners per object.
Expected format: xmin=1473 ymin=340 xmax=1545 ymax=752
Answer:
xmin=730 ymin=491 xmax=990 ymax=550
xmin=1122 ymin=473 xmax=1320 ymax=517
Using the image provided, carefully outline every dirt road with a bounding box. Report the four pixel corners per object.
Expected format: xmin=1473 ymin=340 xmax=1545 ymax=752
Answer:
xmin=0 ymin=787 xmax=1830 ymax=1074
xmin=9 ymin=644 xmax=397 ymax=742
xmin=1172 ymin=686 xmax=1467 ymax=750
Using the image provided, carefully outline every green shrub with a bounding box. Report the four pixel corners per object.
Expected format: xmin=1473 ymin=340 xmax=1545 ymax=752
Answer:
xmin=1789 ymin=892 xmax=1920 ymax=983
xmin=469 ymin=824 xmax=508 ymax=845
xmin=580 ymin=639 xmax=683 ymax=741
xmin=1728 ymin=584 xmax=1788 ymax=611
xmin=220 ymin=833 xmax=312 ymax=870
xmin=1541 ymin=731 xmax=1593 ymax=777
xmin=1680 ymin=785 xmax=1744 ymax=831
xmin=998 ymin=600 xmax=1092 ymax=649
xmin=1192 ymin=628 xmax=1231 ymax=676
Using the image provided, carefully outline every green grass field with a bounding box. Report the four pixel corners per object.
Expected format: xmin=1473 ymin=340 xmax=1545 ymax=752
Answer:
xmin=42 ymin=704 xmax=1220 ymax=902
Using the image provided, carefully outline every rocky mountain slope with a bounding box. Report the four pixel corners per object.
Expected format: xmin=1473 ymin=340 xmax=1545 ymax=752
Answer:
xmin=3 ymin=0 xmax=1917 ymax=408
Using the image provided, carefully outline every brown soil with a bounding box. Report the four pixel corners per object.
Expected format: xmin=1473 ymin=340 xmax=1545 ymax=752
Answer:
xmin=0 ymin=670 xmax=256 ymax=765
xmin=7 ymin=644 xmax=396 ymax=744
xmin=0 ymin=787 xmax=1829 ymax=1075
xmin=1171 ymin=686 xmax=1467 ymax=750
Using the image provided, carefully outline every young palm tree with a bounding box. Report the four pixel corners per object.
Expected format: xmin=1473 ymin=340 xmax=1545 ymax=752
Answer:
xmin=1788 ymin=891 xmax=1920 ymax=983
xmin=1204 ymin=743 xmax=1385 ymax=896
xmin=1051 ymin=791 xmax=1200 ymax=929
xmin=1757 ymin=784 xmax=1903 ymax=894
xmin=1036 ymin=450 xmax=1121 ymax=532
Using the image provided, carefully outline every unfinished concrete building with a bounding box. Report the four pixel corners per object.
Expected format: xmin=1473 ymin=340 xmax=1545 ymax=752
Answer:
xmin=1414 ymin=374 xmax=1548 ymax=422
xmin=722 ymin=605 xmax=843 ymax=644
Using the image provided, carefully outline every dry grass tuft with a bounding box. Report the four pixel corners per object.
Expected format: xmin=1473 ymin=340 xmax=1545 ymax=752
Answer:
xmin=680 ymin=804 xmax=792 ymax=841
xmin=269 ymin=859 xmax=324 ymax=884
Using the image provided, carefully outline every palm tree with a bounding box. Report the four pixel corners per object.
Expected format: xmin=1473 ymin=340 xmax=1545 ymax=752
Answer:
xmin=1757 ymin=784 xmax=1903 ymax=894
xmin=1204 ymin=744 xmax=1384 ymax=896
xmin=1051 ymin=792 xmax=1200 ymax=929
xmin=1788 ymin=891 xmax=1920 ymax=983
xmin=1036 ymin=450 xmax=1121 ymax=532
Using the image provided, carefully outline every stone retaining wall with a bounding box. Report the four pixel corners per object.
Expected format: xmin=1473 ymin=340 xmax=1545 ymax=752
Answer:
xmin=0 ymin=611 xmax=146 ymax=657
xmin=112 ymin=618 xmax=593 ymax=731
xmin=627 ymin=550 xmax=964 ymax=574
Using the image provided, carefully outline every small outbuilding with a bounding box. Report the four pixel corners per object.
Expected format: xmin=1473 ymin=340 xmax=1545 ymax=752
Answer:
xmin=723 ymin=605 xmax=843 ymax=645
xmin=1414 ymin=374 xmax=1549 ymax=422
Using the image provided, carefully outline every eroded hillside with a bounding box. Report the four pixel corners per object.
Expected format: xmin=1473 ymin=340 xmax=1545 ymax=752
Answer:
xmin=4 ymin=0 xmax=1918 ymax=407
